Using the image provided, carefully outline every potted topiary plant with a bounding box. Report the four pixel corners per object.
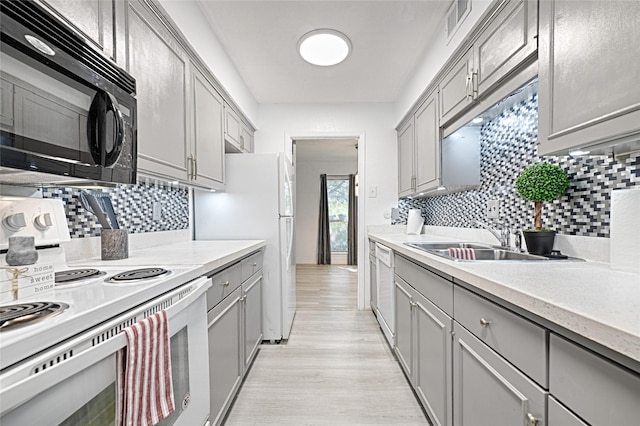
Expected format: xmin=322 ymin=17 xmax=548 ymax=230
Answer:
xmin=515 ymin=162 xmax=569 ymax=255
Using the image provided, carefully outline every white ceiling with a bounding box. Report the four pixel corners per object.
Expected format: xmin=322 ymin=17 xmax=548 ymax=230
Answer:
xmin=196 ymin=0 xmax=451 ymax=104
xmin=295 ymin=139 xmax=359 ymax=161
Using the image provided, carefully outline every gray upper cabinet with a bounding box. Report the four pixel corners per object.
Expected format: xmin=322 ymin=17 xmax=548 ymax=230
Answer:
xmin=224 ymin=104 xmax=242 ymax=151
xmin=240 ymin=122 xmax=254 ymax=153
xmin=538 ymin=0 xmax=640 ymax=155
xmin=439 ymin=48 xmax=474 ymax=125
xmin=127 ymin=1 xmax=225 ymax=190
xmin=473 ymin=0 xmax=538 ymax=97
xmin=397 ymin=117 xmax=415 ymax=197
xmin=414 ymin=91 xmax=440 ymax=193
xmin=128 ymin=1 xmax=190 ymax=182
xmin=192 ymin=66 xmax=225 ymax=187
xmin=42 ymin=0 xmax=123 ymax=64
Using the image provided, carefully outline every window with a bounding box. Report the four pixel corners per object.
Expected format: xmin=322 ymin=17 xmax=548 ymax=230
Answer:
xmin=327 ymin=177 xmax=349 ymax=253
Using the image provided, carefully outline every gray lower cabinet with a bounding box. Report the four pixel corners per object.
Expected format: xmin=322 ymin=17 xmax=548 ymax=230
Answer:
xmin=207 ymin=286 xmax=242 ymax=426
xmin=548 ymin=397 xmax=587 ymax=426
xmin=452 ymin=322 xmax=547 ymax=426
xmin=242 ymin=274 xmax=263 ymax=372
xmin=394 ymin=277 xmax=413 ymax=378
xmin=538 ymin=0 xmax=640 ymax=154
xmin=549 ymin=334 xmax=640 ymax=425
xmin=395 ymin=275 xmax=453 ymax=426
xmin=207 ymin=251 xmax=264 ymax=426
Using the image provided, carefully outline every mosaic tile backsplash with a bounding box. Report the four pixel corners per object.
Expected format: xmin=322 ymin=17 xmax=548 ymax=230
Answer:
xmin=43 ymin=181 xmax=189 ymax=238
xmin=394 ymin=93 xmax=640 ymax=238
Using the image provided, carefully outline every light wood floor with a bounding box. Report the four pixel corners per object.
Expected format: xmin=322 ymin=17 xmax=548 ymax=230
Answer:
xmin=223 ymin=264 xmax=428 ymax=425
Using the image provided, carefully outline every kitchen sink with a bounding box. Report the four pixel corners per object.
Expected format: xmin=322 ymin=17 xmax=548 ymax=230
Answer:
xmin=425 ymin=248 xmax=548 ymax=261
xmin=404 ymin=242 xmax=493 ymax=251
xmin=404 ymin=242 xmax=549 ymax=261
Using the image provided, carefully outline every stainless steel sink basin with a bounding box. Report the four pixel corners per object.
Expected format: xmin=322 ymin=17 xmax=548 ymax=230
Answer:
xmin=404 ymin=242 xmax=549 ymax=261
xmin=425 ymin=248 xmax=548 ymax=261
xmin=404 ymin=242 xmax=492 ymax=251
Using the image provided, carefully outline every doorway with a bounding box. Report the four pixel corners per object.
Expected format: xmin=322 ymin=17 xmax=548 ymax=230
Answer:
xmin=293 ymin=139 xmax=358 ymax=266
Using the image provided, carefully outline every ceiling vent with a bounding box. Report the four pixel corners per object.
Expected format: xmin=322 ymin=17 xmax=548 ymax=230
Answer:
xmin=446 ymin=0 xmax=471 ymax=41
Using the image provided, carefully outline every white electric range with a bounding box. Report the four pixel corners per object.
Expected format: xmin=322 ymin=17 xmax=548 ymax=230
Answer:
xmin=0 ymin=196 xmax=211 ymax=426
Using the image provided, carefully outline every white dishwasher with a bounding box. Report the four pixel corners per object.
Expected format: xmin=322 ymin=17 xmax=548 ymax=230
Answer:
xmin=375 ymin=243 xmax=395 ymax=347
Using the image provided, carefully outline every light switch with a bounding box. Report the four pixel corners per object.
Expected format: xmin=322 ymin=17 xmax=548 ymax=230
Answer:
xmin=368 ymin=186 xmax=377 ymax=198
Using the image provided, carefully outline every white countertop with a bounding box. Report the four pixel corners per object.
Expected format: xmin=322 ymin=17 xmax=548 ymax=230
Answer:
xmin=70 ymin=240 xmax=266 ymax=275
xmin=368 ymin=231 xmax=640 ymax=365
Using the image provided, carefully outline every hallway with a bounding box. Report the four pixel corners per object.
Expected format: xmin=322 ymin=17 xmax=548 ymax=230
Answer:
xmin=223 ymin=264 xmax=428 ymax=425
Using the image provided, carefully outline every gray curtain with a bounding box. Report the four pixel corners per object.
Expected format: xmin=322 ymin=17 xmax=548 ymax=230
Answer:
xmin=317 ymin=174 xmax=331 ymax=264
xmin=347 ymin=174 xmax=358 ymax=265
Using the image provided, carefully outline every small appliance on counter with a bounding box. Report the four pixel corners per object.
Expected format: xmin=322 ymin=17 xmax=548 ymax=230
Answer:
xmin=0 ymin=196 xmax=210 ymax=425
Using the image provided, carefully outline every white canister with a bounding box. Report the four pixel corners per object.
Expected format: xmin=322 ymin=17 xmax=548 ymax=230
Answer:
xmin=610 ymin=188 xmax=640 ymax=273
xmin=406 ymin=209 xmax=424 ymax=235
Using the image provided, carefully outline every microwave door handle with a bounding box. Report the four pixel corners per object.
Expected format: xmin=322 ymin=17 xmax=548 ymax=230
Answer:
xmin=88 ymin=91 xmax=124 ymax=167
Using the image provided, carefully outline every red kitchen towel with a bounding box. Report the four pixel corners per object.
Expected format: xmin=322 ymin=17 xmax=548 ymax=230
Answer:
xmin=116 ymin=310 xmax=175 ymax=426
xmin=448 ymin=247 xmax=476 ymax=260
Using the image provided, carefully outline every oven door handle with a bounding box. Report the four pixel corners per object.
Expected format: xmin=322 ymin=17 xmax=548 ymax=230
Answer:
xmin=88 ymin=91 xmax=125 ymax=168
xmin=0 ymin=277 xmax=211 ymax=413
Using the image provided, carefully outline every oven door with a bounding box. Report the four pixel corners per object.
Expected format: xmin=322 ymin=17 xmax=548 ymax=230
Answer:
xmin=0 ymin=277 xmax=211 ymax=426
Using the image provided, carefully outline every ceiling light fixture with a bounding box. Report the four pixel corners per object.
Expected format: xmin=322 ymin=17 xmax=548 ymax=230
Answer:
xmin=298 ymin=29 xmax=352 ymax=66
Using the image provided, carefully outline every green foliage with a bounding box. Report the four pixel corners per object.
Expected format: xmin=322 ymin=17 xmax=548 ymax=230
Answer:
xmin=515 ymin=162 xmax=569 ymax=202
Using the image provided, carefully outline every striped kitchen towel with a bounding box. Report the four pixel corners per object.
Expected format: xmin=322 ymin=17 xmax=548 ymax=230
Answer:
xmin=447 ymin=247 xmax=476 ymax=260
xmin=116 ymin=310 xmax=175 ymax=426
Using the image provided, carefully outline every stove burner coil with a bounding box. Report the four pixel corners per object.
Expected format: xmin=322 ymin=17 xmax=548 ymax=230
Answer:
xmin=55 ymin=269 xmax=104 ymax=284
xmin=0 ymin=302 xmax=69 ymax=331
xmin=109 ymin=268 xmax=170 ymax=282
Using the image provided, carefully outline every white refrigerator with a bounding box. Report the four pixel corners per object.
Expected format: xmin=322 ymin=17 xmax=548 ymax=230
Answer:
xmin=194 ymin=153 xmax=296 ymax=341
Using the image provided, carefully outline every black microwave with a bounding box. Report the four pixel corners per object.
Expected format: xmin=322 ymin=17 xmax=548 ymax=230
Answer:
xmin=0 ymin=0 xmax=137 ymax=186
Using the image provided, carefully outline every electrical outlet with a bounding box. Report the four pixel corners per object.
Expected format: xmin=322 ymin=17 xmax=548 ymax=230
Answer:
xmin=486 ymin=199 xmax=500 ymax=219
xmin=152 ymin=201 xmax=162 ymax=221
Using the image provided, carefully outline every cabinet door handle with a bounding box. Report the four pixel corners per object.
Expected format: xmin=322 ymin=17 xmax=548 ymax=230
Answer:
xmin=465 ymin=74 xmax=472 ymax=99
xmin=409 ymin=301 xmax=417 ymax=309
xmin=526 ymin=413 xmax=539 ymax=426
xmin=471 ymin=71 xmax=478 ymax=99
xmin=193 ymin=155 xmax=198 ymax=179
xmin=479 ymin=318 xmax=491 ymax=327
xmin=252 ymin=262 xmax=257 ymax=267
xmin=221 ymin=280 xmax=230 ymax=287
xmin=239 ymin=295 xmax=247 ymax=302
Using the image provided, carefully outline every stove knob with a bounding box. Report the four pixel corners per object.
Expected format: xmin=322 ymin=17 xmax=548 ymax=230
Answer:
xmin=3 ymin=212 xmax=27 ymax=232
xmin=34 ymin=212 xmax=53 ymax=231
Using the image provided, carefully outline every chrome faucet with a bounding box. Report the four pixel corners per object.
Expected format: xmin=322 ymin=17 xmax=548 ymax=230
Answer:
xmin=474 ymin=220 xmax=511 ymax=248
xmin=512 ymin=230 xmax=523 ymax=252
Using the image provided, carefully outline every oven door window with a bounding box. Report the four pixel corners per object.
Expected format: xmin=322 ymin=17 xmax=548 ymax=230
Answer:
xmin=0 ymin=45 xmax=123 ymax=168
xmin=2 ymin=328 xmax=191 ymax=425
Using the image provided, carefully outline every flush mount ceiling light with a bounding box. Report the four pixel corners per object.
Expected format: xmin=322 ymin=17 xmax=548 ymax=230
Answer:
xmin=298 ymin=29 xmax=352 ymax=66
